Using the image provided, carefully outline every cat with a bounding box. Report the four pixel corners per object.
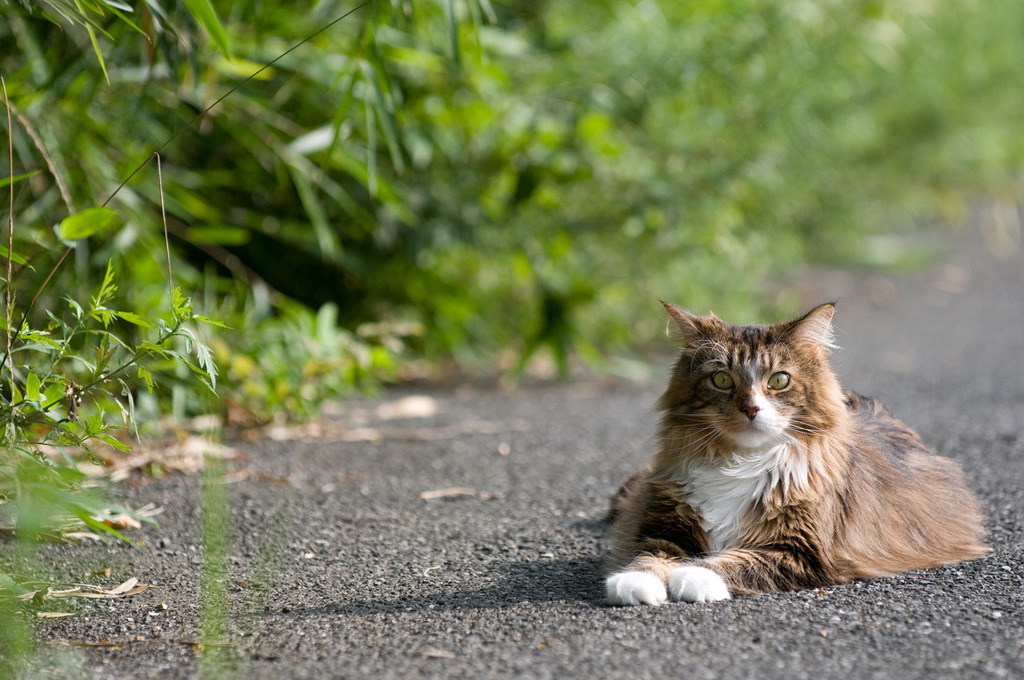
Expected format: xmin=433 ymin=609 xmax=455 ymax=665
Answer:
xmin=604 ymin=301 xmax=986 ymax=606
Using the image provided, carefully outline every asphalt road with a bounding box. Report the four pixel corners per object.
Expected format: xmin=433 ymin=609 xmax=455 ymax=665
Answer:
xmin=20 ymin=219 xmax=1024 ymax=679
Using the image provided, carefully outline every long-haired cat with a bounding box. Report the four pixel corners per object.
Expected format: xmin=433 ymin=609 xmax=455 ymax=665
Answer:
xmin=605 ymin=302 xmax=986 ymax=605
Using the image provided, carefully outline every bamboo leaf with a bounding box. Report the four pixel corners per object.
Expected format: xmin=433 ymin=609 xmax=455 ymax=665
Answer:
xmin=0 ymin=170 xmax=40 ymax=189
xmin=476 ymin=0 xmax=498 ymax=23
xmin=0 ymin=245 xmax=30 ymax=267
xmin=85 ymin=24 xmax=110 ymax=85
xmin=101 ymin=3 xmax=144 ymax=35
xmin=57 ymin=207 xmax=120 ymax=241
xmin=0 ymin=573 xmax=28 ymax=595
xmin=362 ymin=58 xmax=405 ymax=174
xmin=99 ymin=0 xmax=134 ymax=13
xmin=443 ymin=0 xmax=461 ymax=66
xmin=182 ymin=0 xmax=232 ymax=58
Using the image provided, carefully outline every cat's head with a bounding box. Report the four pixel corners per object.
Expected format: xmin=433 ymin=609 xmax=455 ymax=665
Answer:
xmin=656 ymin=302 xmax=847 ymax=456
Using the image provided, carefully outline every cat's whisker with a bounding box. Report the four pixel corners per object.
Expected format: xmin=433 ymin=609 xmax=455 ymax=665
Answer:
xmin=784 ymin=423 xmax=826 ymax=436
xmin=672 ymin=411 xmax=728 ymax=421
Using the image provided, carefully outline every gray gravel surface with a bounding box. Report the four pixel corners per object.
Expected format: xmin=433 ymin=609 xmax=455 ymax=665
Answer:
xmin=18 ymin=223 xmax=1024 ymax=679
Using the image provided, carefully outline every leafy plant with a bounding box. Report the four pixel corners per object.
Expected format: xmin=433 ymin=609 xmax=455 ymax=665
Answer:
xmin=212 ymin=299 xmax=410 ymax=425
xmin=2 ymin=18 xmax=223 ymax=659
xmin=0 ymin=251 xmax=220 ymax=540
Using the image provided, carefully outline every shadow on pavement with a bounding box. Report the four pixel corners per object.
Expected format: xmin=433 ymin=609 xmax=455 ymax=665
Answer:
xmin=275 ymin=557 xmax=606 ymax=619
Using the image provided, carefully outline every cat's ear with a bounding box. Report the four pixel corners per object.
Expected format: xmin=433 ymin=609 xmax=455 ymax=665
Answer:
xmin=783 ymin=303 xmax=838 ymax=354
xmin=661 ymin=301 xmax=707 ymax=346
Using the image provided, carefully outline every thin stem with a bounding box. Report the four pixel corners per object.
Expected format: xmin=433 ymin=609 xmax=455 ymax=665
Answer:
xmin=3 ymin=76 xmax=14 ymax=372
xmin=156 ymin=153 xmax=174 ymax=301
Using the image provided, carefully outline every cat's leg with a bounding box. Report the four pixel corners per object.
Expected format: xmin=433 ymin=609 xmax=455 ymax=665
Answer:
xmin=667 ymin=565 xmax=731 ymax=602
xmin=607 ymin=562 xmax=732 ymax=604
xmin=605 ymin=545 xmax=681 ymax=606
xmin=690 ymin=545 xmax=833 ymax=596
xmin=605 ymin=570 xmax=668 ymax=606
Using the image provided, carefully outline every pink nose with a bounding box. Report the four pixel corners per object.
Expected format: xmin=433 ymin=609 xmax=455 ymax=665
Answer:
xmin=743 ymin=404 xmax=761 ymax=420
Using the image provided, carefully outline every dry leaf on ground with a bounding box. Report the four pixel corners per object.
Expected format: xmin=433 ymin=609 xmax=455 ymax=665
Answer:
xmin=420 ymin=487 xmax=477 ymax=500
xmin=11 ymin=577 xmax=157 ymax=602
xmin=106 ymin=437 xmax=242 ymax=481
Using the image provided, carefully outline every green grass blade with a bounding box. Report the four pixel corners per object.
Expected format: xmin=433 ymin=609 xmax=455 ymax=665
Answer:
xmin=182 ymin=0 xmax=232 ymax=58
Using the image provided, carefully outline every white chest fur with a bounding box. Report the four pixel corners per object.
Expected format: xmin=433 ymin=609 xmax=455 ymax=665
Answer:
xmin=674 ymin=445 xmax=808 ymax=554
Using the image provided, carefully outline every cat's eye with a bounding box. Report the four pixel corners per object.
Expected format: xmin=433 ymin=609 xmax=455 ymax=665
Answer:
xmin=711 ymin=371 xmax=734 ymax=390
xmin=768 ymin=372 xmax=791 ymax=390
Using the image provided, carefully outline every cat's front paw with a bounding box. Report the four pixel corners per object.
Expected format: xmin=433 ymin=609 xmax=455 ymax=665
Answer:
xmin=668 ymin=565 xmax=731 ymax=603
xmin=606 ymin=571 xmax=668 ymax=606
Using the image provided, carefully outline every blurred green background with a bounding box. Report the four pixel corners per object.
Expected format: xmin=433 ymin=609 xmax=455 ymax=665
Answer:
xmin=3 ymin=0 xmax=1023 ymax=424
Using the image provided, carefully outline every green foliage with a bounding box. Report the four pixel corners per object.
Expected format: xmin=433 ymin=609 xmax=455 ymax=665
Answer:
xmin=55 ymin=206 xmax=121 ymax=241
xmin=148 ymin=0 xmax=1022 ymax=365
xmin=212 ymin=299 xmax=408 ymax=424
xmin=0 ymin=239 xmax=219 ymax=672
xmin=0 ymin=257 xmax=218 ymax=540
xmin=3 ymin=0 xmax=1024 ymax=401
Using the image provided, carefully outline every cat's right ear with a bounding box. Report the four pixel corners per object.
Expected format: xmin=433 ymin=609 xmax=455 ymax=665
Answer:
xmin=661 ymin=301 xmax=704 ymax=346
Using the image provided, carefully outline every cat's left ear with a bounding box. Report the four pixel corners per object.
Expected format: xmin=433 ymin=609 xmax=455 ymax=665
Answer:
xmin=782 ymin=303 xmax=838 ymax=354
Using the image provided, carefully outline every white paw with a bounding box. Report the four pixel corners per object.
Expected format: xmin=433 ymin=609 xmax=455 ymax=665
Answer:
xmin=606 ymin=571 xmax=668 ymax=606
xmin=668 ymin=565 xmax=731 ymax=603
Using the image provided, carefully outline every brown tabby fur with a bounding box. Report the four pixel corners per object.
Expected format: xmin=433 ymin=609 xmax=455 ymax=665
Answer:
xmin=605 ymin=302 xmax=986 ymax=598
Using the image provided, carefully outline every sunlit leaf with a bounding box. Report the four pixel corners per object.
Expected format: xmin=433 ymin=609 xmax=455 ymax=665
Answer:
xmin=85 ymin=24 xmax=110 ymax=84
xmin=25 ymin=372 xmax=41 ymax=402
xmin=94 ymin=261 xmax=118 ymax=306
xmin=362 ymin=58 xmax=405 ymax=174
xmin=0 ymin=573 xmax=28 ymax=595
xmin=184 ymin=226 xmax=252 ymax=246
xmin=100 ymin=2 xmax=144 ymax=35
xmin=57 ymin=207 xmax=121 ymax=241
xmin=192 ymin=315 xmax=230 ymax=329
xmin=0 ymin=170 xmax=40 ymax=189
xmin=85 ymin=412 xmax=104 ymax=436
xmin=99 ymin=0 xmax=134 ymax=12
xmin=171 ymin=287 xmax=192 ymax=319
xmin=213 ymin=55 xmax=272 ymax=79
xmin=136 ymin=365 xmax=155 ymax=394
xmin=115 ymin=311 xmax=156 ymax=329
xmin=182 ymin=0 xmax=231 ymax=57
xmin=95 ymin=434 xmax=132 ymax=452
xmin=443 ymin=0 xmax=460 ymax=65
xmin=0 ymin=245 xmax=30 ymax=267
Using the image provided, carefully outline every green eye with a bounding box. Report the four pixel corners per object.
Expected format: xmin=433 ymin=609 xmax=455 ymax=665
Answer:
xmin=768 ymin=372 xmax=791 ymax=390
xmin=711 ymin=371 xmax=734 ymax=390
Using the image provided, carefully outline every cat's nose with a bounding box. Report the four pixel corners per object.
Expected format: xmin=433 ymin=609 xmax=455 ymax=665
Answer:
xmin=743 ymin=405 xmax=761 ymax=420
